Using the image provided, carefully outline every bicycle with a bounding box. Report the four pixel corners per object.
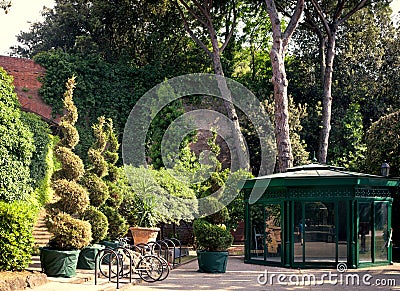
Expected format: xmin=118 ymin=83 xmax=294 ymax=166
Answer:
xmin=98 ymin=238 xmax=170 ymax=282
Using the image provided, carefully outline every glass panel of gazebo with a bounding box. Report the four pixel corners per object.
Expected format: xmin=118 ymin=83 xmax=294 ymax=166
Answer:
xmin=294 ymin=202 xmax=303 ymax=263
xmin=265 ymin=204 xmax=282 ymax=262
xmin=374 ymin=202 xmax=389 ymax=262
xmin=338 ymin=201 xmax=348 ymax=262
xmin=250 ymin=204 xmax=264 ymax=259
xmin=294 ymin=201 xmax=348 ymax=264
xmin=358 ymin=202 xmax=372 ymax=263
xmin=304 ymin=202 xmax=336 ymax=263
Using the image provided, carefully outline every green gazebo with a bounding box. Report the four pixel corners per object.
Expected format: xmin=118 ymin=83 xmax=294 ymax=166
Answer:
xmin=243 ymin=163 xmax=399 ymax=268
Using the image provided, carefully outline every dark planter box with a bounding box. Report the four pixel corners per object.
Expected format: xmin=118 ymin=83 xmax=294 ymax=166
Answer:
xmin=99 ymin=241 xmax=119 ymax=264
xmin=40 ymin=247 xmax=80 ymax=278
xmin=393 ymin=247 xmax=400 ymax=262
xmin=77 ymin=244 xmax=105 ymax=270
xmin=197 ymin=250 xmax=229 ymax=273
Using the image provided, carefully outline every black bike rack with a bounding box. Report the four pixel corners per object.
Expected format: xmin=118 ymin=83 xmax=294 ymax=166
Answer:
xmin=169 ymin=238 xmax=183 ymax=267
xmin=95 ymin=246 xmax=133 ymax=289
xmin=95 ymin=248 xmax=121 ymax=289
xmin=156 ymin=240 xmax=170 ymax=263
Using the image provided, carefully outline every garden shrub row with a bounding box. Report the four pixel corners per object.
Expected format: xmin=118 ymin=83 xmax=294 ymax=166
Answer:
xmin=0 ymin=67 xmax=54 ymax=271
xmin=0 ymin=201 xmax=38 ymax=271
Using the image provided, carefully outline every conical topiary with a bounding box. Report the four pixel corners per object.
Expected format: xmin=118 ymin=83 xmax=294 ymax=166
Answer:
xmin=46 ymin=76 xmax=92 ymax=250
xmin=101 ymin=118 xmax=128 ymax=240
xmin=83 ymin=116 xmax=109 ymax=208
xmin=81 ymin=116 xmax=109 ymax=243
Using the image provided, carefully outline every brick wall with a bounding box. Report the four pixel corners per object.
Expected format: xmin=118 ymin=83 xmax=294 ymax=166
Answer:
xmin=0 ymin=56 xmax=59 ymax=124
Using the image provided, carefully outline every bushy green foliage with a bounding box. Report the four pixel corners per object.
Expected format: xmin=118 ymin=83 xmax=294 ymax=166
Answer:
xmin=20 ymin=112 xmax=55 ymax=206
xmin=83 ymin=174 xmax=109 ymax=208
xmin=121 ymin=166 xmax=197 ymax=227
xmin=50 ymin=179 xmax=90 ymax=215
xmin=20 ymin=113 xmax=52 ymax=187
xmin=46 ymin=212 xmax=92 ymax=250
xmin=264 ymin=96 xmax=310 ymax=167
xmin=0 ymin=67 xmax=35 ymax=202
xmin=83 ymin=116 xmax=110 ymax=208
xmin=34 ymin=50 xmax=174 ymax=134
xmin=0 ymin=201 xmax=39 ymax=271
xmin=193 ymin=219 xmax=233 ymax=252
xmin=47 ymin=77 xmax=91 ymax=250
xmin=83 ymin=206 xmax=108 ymax=243
xmin=364 ymin=110 xmax=400 ymax=176
xmin=101 ymin=205 xmax=128 ymax=241
xmin=329 ymin=102 xmax=366 ymax=171
xmin=106 ymin=181 xmax=124 ymax=208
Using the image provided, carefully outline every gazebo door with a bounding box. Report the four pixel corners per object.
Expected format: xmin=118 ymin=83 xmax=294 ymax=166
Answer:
xmin=357 ymin=200 xmax=391 ymax=265
xmin=294 ymin=201 xmax=348 ymax=265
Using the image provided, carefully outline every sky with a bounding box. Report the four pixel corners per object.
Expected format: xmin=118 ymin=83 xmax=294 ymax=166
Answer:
xmin=0 ymin=0 xmax=399 ymax=56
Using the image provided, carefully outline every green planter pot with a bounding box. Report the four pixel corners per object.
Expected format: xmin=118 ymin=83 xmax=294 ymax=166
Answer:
xmin=40 ymin=247 xmax=80 ymax=278
xmin=99 ymin=241 xmax=119 ymax=264
xmin=197 ymin=250 xmax=229 ymax=273
xmin=77 ymin=244 xmax=104 ymax=270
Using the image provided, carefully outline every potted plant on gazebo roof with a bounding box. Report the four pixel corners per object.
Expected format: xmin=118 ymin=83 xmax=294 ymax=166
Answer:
xmin=41 ymin=76 xmax=92 ymax=278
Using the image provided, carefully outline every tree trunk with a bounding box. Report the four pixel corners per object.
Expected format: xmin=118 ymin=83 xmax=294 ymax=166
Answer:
xmin=210 ymin=29 xmax=250 ymax=170
xmin=270 ymin=40 xmax=293 ymax=172
xmin=265 ymin=0 xmax=303 ymax=172
xmin=318 ymin=31 xmax=336 ymax=164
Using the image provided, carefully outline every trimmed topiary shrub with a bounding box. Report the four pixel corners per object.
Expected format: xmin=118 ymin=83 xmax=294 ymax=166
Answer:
xmin=103 ymin=118 xmax=124 ymax=207
xmin=82 ymin=117 xmax=109 ymax=208
xmin=101 ymin=205 xmax=128 ymax=241
xmin=47 ymin=212 xmax=92 ymax=250
xmin=0 ymin=201 xmax=38 ymax=271
xmin=193 ymin=219 xmax=233 ymax=252
xmin=193 ymin=196 xmax=233 ymax=252
xmin=82 ymin=205 xmax=108 ymax=243
xmin=46 ymin=76 xmax=91 ymax=250
xmin=0 ymin=67 xmax=35 ymax=202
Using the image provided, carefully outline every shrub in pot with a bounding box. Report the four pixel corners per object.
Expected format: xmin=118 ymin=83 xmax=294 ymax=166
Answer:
xmin=78 ymin=117 xmax=110 ymax=269
xmin=99 ymin=118 xmax=129 ymax=244
xmin=42 ymin=77 xmax=92 ymax=278
xmin=193 ymin=198 xmax=234 ymax=273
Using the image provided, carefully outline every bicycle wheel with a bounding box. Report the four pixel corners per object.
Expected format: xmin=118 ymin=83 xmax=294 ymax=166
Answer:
xmin=99 ymin=251 xmax=121 ymax=279
xmin=157 ymin=256 xmax=170 ymax=281
xmin=137 ymin=255 xmax=164 ymax=282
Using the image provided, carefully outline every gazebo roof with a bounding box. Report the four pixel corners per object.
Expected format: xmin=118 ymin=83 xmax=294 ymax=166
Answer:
xmin=243 ymin=163 xmax=400 ymax=189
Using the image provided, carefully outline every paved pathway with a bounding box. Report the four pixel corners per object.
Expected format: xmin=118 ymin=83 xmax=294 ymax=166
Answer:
xmin=29 ymin=255 xmax=400 ymax=291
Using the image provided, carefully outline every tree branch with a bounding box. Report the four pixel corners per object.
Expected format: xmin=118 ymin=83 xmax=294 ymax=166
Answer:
xmin=177 ymin=0 xmax=208 ymax=28
xmin=282 ymin=0 xmax=305 ymax=49
xmin=265 ymin=0 xmax=282 ymax=38
xmin=338 ymin=0 xmax=369 ymax=25
xmin=310 ymin=0 xmax=330 ymax=35
xmin=333 ymin=0 xmax=345 ymax=21
xmin=303 ymin=8 xmax=324 ymax=41
xmin=174 ymin=1 xmax=213 ymax=58
xmin=220 ymin=1 xmax=236 ymax=53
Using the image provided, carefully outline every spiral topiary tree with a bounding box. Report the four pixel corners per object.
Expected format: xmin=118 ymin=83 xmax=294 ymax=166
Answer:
xmin=101 ymin=118 xmax=128 ymax=240
xmin=46 ymin=76 xmax=92 ymax=250
xmin=81 ymin=116 xmax=109 ymax=243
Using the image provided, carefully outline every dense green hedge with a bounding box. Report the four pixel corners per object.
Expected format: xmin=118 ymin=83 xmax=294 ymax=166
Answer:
xmin=0 ymin=67 xmax=35 ymax=202
xmin=20 ymin=112 xmax=54 ymax=205
xmin=33 ymin=50 xmax=181 ymax=164
xmin=365 ymin=110 xmax=400 ymax=176
xmin=0 ymin=201 xmax=38 ymax=271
